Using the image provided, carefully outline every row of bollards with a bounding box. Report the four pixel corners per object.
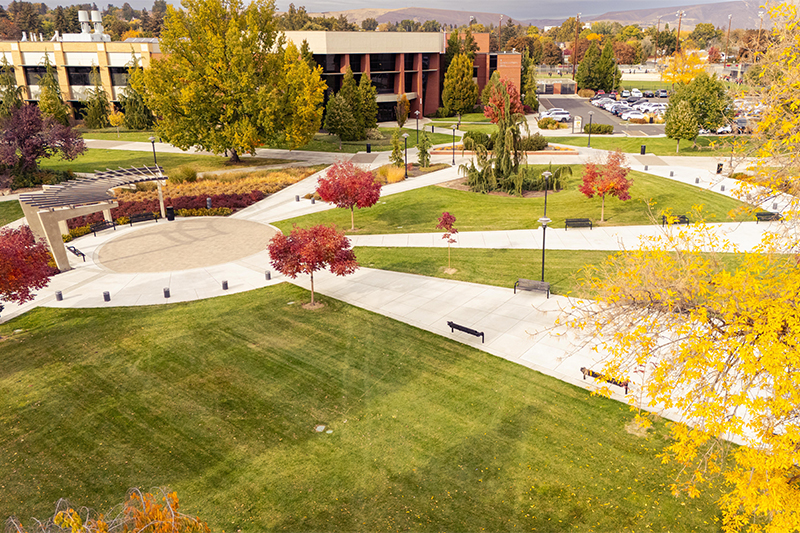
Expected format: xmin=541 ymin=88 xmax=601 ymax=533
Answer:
xmin=295 ymin=195 xmax=316 ymax=204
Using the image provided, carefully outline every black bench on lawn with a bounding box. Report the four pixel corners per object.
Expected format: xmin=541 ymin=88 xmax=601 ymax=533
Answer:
xmin=565 ymin=218 xmax=592 ymax=230
xmin=662 ymin=214 xmax=689 ymax=226
xmin=581 ymin=367 xmax=629 ymax=394
xmin=90 ymin=220 xmax=116 ymax=236
xmin=129 ymin=212 xmax=158 ymax=226
xmin=755 ymin=211 xmax=782 ymax=223
xmin=514 ymin=278 xmax=550 ymax=298
xmin=66 ymin=245 xmax=86 ymax=262
xmin=447 ymin=321 xmax=484 ymax=343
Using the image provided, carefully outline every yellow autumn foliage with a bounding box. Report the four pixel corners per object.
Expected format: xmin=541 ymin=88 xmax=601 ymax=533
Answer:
xmin=661 ymin=51 xmax=707 ymax=85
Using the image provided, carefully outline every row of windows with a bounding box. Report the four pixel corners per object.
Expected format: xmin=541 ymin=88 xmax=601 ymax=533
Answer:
xmin=323 ymin=71 xmax=429 ymax=96
xmin=22 ymin=66 xmax=136 ymax=87
xmin=312 ymin=53 xmax=432 ymax=74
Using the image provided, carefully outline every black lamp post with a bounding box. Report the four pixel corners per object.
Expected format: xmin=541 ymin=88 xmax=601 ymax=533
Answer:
xmin=451 ymin=125 xmax=457 ymax=165
xmin=414 ymin=110 xmax=420 ymax=144
xmin=402 ymin=133 xmax=409 ymax=179
xmin=587 ymin=111 xmax=593 ymax=148
xmin=149 ymin=136 xmax=166 ymax=219
xmin=539 ymin=171 xmax=552 ymax=282
xmin=148 ymin=136 xmax=158 ymax=166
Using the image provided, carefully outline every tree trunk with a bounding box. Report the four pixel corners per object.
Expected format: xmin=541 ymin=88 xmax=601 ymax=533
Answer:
xmin=310 ymin=271 xmax=315 ymax=305
xmin=676 ymin=139 xmax=680 ymax=153
xmin=601 ymin=194 xmax=605 ymax=222
xmin=448 ymin=242 xmax=451 ymax=269
xmin=229 ymin=149 xmax=241 ymax=163
xmin=351 ymin=207 xmax=355 ymax=231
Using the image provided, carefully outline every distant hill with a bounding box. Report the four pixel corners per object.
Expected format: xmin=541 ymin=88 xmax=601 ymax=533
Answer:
xmin=305 ymin=3 xmax=771 ymax=31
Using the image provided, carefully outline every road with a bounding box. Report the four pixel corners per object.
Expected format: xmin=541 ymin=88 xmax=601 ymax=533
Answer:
xmin=539 ymin=95 xmax=668 ymax=137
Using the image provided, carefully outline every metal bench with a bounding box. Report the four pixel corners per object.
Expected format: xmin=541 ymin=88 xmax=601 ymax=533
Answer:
xmin=91 ymin=220 xmax=116 ymax=236
xmin=755 ymin=211 xmax=782 ymax=223
xmin=565 ymin=218 xmax=592 ymax=230
xmin=514 ymin=278 xmax=550 ymax=298
xmin=662 ymin=214 xmax=689 ymax=226
xmin=581 ymin=367 xmax=629 ymax=394
xmin=129 ymin=212 xmax=158 ymax=226
xmin=446 ymin=321 xmax=484 ymax=343
xmin=66 ymin=245 xmax=86 ymax=262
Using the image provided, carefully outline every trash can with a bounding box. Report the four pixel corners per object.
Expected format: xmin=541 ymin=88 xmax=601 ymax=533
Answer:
xmin=640 ymin=145 xmax=646 ymax=155
xmin=649 ymin=117 xmax=654 ymax=124
xmin=166 ymin=206 xmax=175 ymax=221
xmin=717 ymin=163 xmax=724 ymax=174
xmin=206 ymin=197 xmax=212 ymax=209
xmin=366 ymin=143 xmax=371 ymax=154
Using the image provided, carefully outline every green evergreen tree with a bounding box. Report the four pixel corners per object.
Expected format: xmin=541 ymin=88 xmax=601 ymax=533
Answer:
xmin=390 ymin=129 xmax=404 ymax=167
xmin=665 ymin=99 xmax=699 ymax=152
xmin=442 ymin=54 xmax=479 ymax=115
xmin=669 ymin=72 xmax=732 ymax=131
xmin=395 ymin=94 xmax=409 ymax=128
xmin=82 ymin=66 xmax=110 ymax=129
xmin=463 ymin=28 xmax=478 ymax=61
xmin=596 ymin=40 xmax=622 ymax=92
xmin=417 ymin=129 xmax=431 ymax=168
xmin=121 ymin=54 xmax=153 ymax=130
xmin=339 ymin=66 xmax=364 ymax=139
xmin=481 ymin=71 xmax=500 ymax=108
xmin=323 ymin=93 xmax=360 ymax=143
xmin=522 ymin=54 xmax=538 ymax=111
xmin=38 ymin=56 xmax=70 ymax=126
xmin=575 ymin=41 xmax=601 ymax=90
xmin=359 ymin=72 xmax=378 ymax=131
xmin=490 ymin=88 xmax=525 ymax=191
xmin=444 ymin=30 xmax=462 ymax=68
xmin=300 ymin=39 xmax=316 ymax=70
xmin=0 ymin=57 xmax=23 ymax=119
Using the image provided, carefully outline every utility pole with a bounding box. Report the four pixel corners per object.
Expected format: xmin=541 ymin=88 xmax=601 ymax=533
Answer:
xmin=756 ymin=11 xmax=765 ymax=62
xmin=724 ymin=14 xmax=732 ymax=64
xmin=498 ymin=15 xmax=503 ymax=50
xmin=572 ymin=13 xmax=581 ymax=80
xmin=655 ymin=17 xmax=661 ymax=63
xmin=675 ymin=10 xmax=685 ymax=54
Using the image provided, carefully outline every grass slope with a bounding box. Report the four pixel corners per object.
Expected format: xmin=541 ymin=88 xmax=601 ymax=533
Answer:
xmin=40 ymin=149 xmax=293 ymax=175
xmin=547 ymin=135 xmax=756 ymax=157
xmin=275 ymin=167 xmax=750 ymax=235
xmin=0 ymin=284 xmax=721 ymax=532
xmin=0 ymin=201 xmax=23 ymax=227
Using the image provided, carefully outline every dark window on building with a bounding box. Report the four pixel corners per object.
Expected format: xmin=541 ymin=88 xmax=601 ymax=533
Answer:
xmin=421 ymin=54 xmax=430 ymax=70
xmin=404 ymin=53 xmax=414 ymax=71
xmin=314 ymin=54 xmax=341 ymax=73
xmin=473 ymin=66 xmax=479 ymax=78
xmin=377 ymin=101 xmax=395 ymax=122
xmin=370 ymin=53 xmax=395 ymax=72
xmin=371 ymin=73 xmax=394 ymax=94
xmin=322 ymin=74 xmax=341 ymax=94
xmin=66 ymin=67 xmax=93 ymax=86
xmin=109 ymin=67 xmax=131 ymax=86
xmin=24 ymin=66 xmax=47 ymax=85
xmin=489 ymin=55 xmax=498 ymax=77
xmin=421 ymin=72 xmax=428 ymax=103
xmin=349 ymin=54 xmax=363 ymax=72
xmin=404 ymin=72 xmax=413 ymax=92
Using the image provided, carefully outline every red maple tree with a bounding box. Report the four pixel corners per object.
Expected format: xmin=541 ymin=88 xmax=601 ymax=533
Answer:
xmin=0 ymin=226 xmax=57 ymax=315
xmin=437 ymin=211 xmax=458 ymax=270
xmin=483 ymin=77 xmax=524 ymax=124
xmin=268 ymin=224 xmax=358 ymax=305
xmin=578 ymin=150 xmax=633 ymax=222
xmin=316 ymin=161 xmax=382 ymax=231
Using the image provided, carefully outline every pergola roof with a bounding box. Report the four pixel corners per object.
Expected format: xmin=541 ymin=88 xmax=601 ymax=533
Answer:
xmin=20 ymin=166 xmax=166 ymax=209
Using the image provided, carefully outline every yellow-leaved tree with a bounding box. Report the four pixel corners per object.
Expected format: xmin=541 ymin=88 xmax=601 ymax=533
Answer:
xmin=566 ymin=5 xmax=800 ymax=531
xmin=661 ymin=50 xmax=706 ymax=85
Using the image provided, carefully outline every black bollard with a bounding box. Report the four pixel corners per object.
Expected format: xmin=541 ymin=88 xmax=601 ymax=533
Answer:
xmin=163 ymin=287 xmax=170 ymax=298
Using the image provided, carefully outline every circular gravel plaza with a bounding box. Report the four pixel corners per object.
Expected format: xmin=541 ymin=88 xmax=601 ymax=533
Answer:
xmin=96 ymin=217 xmax=276 ymax=273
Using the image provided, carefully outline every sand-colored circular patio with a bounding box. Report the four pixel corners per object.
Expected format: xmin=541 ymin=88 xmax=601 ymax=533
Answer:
xmin=97 ymin=218 xmax=277 ymax=273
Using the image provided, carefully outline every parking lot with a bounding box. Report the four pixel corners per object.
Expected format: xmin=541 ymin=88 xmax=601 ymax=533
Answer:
xmin=539 ymin=96 xmax=668 ymax=137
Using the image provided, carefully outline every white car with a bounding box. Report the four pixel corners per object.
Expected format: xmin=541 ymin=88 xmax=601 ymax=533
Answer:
xmin=622 ymin=110 xmax=646 ymax=121
xmin=540 ymin=108 xmax=566 ymax=117
xmin=621 ymin=90 xmax=631 ymax=98
xmin=544 ymin=110 xmax=572 ymax=122
xmin=631 ymin=88 xmax=643 ymax=98
xmin=717 ymin=124 xmax=733 ymax=134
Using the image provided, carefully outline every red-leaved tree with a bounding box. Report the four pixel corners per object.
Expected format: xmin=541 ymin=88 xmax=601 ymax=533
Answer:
xmin=268 ymin=224 xmax=358 ymax=306
xmin=578 ymin=150 xmax=632 ymax=222
xmin=0 ymin=105 xmax=85 ymax=189
xmin=0 ymin=225 xmax=57 ymax=315
xmin=483 ymin=77 xmax=524 ymax=124
xmin=437 ymin=211 xmax=458 ymax=270
xmin=316 ymin=161 xmax=382 ymax=231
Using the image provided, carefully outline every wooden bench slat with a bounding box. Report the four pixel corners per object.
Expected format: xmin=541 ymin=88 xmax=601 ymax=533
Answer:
xmin=565 ymin=218 xmax=592 ymax=230
xmin=91 ymin=221 xmax=116 ymax=236
xmin=755 ymin=211 xmax=782 ymax=223
xmin=514 ymin=278 xmax=550 ymax=298
xmin=447 ymin=321 xmax=485 ymax=343
xmin=129 ymin=212 xmax=158 ymax=226
xmin=580 ymin=367 xmax=629 ymax=394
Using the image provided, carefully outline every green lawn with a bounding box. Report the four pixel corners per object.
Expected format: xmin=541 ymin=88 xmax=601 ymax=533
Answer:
xmin=357 ymin=248 xmax=615 ymax=296
xmin=0 ymin=283 xmax=721 ymax=531
xmin=40 ymin=149 xmax=295 ymax=175
xmin=275 ymin=167 xmax=750 ymax=235
xmin=271 ymin=128 xmax=454 ymax=153
xmin=429 ymin=112 xmax=492 ymax=123
xmin=78 ymin=128 xmax=158 ymax=142
xmin=0 ymin=200 xmax=23 ymax=227
xmin=548 ymin=135 xmax=757 ymax=157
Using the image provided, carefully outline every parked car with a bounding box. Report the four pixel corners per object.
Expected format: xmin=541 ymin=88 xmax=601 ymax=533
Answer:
xmin=622 ymin=110 xmax=647 ymax=121
xmin=631 ymin=88 xmax=643 ymax=98
xmin=540 ymin=108 xmax=567 ymax=117
xmin=608 ymin=91 xmax=618 ymax=100
xmin=643 ymin=90 xmax=655 ymax=98
xmin=621 ymin=90 xmax=631 ymax=98
xmin=717 ymin=124 xmax=733 ymax=134
xmin=546 ymin=110 xmax=572 ymax=122
xmin=657 ymin=89 xmax=669 ymax=98
xmin=626 ymin=96 xmax=640 ymax=104
xmin=596 ymin=89 xmax=606 ymax=95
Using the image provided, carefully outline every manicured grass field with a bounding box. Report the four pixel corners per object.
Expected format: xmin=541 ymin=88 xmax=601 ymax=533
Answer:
xmin=78 ymin=128 xmax=158 ymax=142
xmin=356 ymin=247 xmax=615 ymax=296
xmin=275 ymin=167 xmax=750 ymax=235
xmin=0 ymin=284 xmax=721 ymax=531
xmin=277 ymin=128 xmax=454 ymax=153
xmin=429 ymin=112 xmax=492 ymax=123
xmin=547 ymin=135 xmax=757 ymax=157
xmin=0 ymin=200 xmax=23 ymax=227
xmin=40 ymin=149 xmax=294 ymax=175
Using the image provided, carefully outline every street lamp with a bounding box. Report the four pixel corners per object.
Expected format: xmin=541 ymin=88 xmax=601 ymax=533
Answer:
xmin=149 ymin=136 xmax=166 ymax=219
xmin=414 ymin=110 xmax=420 ymax=144
xmin=539 ymin=171 xmax=552 ymax=282
xmin=451 ymin=124 xmax=457 ymax=165
xmin=587 ymin=111 xmax=593 ymax=148
xmin=676 ymin=10 xmax=685 ymax=54
xmin=572 ymin=13 xmax=581 ymax=80
xmin=402 ymin=133 xmax=409 ymax=179
xmin=724 ymin=14 xmax=732 ymax=66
